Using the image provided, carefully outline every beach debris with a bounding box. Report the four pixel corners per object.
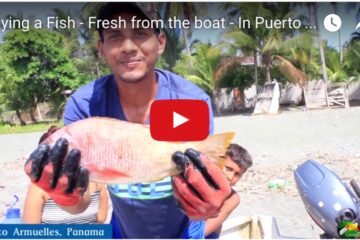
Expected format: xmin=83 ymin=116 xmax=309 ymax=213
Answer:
xmin=268 ymin=179 xmax=290 ymax=189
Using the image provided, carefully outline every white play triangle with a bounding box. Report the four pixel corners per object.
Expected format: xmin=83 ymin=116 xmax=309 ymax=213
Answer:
xmin=173 ymin=112 xmax=189 ymax=128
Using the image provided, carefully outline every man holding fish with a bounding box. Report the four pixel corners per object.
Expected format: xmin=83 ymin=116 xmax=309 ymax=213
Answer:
xmin=24 ymin=2 xmax=233 ymax=238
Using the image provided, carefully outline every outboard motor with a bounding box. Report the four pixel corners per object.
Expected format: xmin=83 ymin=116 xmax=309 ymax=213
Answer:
xmin=294 ymin=160 xmax=360 ymax=238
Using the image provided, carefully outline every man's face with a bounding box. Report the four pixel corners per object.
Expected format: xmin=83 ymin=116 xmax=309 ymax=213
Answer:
xmin=223 ymin=156 xmax=245 ymax=186
xmin=98 ymin=12 xmax=166 ymax=83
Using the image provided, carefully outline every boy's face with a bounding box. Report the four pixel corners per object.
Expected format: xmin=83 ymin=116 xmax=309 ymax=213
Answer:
xmin=98 ymin=12 xmax=166 ymax=83
xmin=223 ymin=156 xmax=245 ymax=186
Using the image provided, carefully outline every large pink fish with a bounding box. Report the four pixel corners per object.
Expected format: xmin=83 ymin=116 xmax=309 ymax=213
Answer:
xmin=41 ymin=117 xmax=234 ymax=184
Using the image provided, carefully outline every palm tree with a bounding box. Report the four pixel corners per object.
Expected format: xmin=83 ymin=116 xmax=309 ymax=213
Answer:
xmin=344 ymin=36 xmax=360 ymax=79
xmin=160 ymin=24 xmax=184 ymax=70
xmin=325 ymin=47 xmax=348 ymax=82
xmin=286 ymin=44 xmax=322 ymax=80
xmin=162 ymin=2 xmax=207 ymax=55
xmin=174 ymin=43 xmax=223 ymax=95
xmin=222 ymin=3 xmax=272 ymax=91
xmin=174 ymin=42 xmax=266 ymax=113
xmin=222 ymin=3 xmax=310 ymax=86
xmin=309 ymin=3 xmax=328 ymax=82
xmin=173 ymin=43 xmax=225 ymax=113
xmin=331 ymin=2 xmax=343 ymax=64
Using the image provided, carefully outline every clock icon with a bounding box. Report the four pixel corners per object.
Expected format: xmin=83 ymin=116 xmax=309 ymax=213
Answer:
xmin=324 ymin=14 xmax=342 ymax=32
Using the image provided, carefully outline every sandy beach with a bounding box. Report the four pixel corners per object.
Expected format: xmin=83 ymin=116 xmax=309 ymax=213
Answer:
xmin=1 ymin=106 xmax=360 ymax=238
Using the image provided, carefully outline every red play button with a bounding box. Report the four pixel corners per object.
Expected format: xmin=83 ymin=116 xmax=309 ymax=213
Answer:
xmin=150 ymin=100 xmax=209 ymax=141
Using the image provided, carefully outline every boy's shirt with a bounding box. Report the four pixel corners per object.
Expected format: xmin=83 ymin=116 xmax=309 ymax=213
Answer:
xmin=63 ymin=69 xmax=214 ymax=238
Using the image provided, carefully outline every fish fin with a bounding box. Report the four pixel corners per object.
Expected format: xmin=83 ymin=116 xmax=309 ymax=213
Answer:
xmin=191 ymin=132 xmax=235 ymax=169
xmin=152 ymin=167 xmax=181 ymax=182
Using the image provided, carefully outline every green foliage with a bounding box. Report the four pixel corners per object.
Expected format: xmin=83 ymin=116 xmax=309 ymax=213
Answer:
xmin=0 ymin=28 xmax=79 ymax=117
xmin=161 ymin=27 xmax=184 ymax=70
xmin=79 ymin=3 xmax=110 ymax=80
xmin=284 ymin=46 xmax=322 ymax=80
xmin=173 ymin=43 xmax=223 ymax=95
xmin=222 ymin=3 xmax=311 ymax=84
xmin=325 ymin=47 xmax=349 ymax=82
xmin=344 ymin=39 xmax=360 ymax=79
xmin=219 ymin=64 xmax=264 ymax=89
xmin=156 ymin=56 xmax=168 ymax=69
xmin=161 ymin=2 xmax=207 ymax=57
xmin=1 ymin=2 xmax=359 ymax=118
xmin=52 ymin=8 xmax=81 ymax=58
xmin=270 ymin=67 xmax=292 ymax=85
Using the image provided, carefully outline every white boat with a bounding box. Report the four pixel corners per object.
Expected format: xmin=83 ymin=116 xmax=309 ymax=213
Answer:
xmin=220 ymin=215 xmax=284 ymax=239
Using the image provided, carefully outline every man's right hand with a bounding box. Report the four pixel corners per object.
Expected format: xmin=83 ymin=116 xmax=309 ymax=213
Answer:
xmin=24 ymin=138 xmax=89 ymax=206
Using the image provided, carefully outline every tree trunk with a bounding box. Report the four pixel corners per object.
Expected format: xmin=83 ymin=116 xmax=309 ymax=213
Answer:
xmin=254 ymin=50 xmax=258 ymax=95
xmin=36 ymin=103 xmax=43 ymax=121
xmin=211 ymin=91 xmax=221 ymax=116
xmin=332 ymin=3 xmax=343 ymax=64
xmin=312 ymin=3 xmax=328 ymax=82
xmin=29 ymin=107 xmax=37 ymax=124
xmin=265 ymin=65 xmax=271 ymax=83
xmin=34 ymin=93 xmax=42 ymax=121
xmin=308 ymin=4 xmax=314 ymax=67
xmin=262 ymin=53 xmax=272 ymax=83
xmin=338 ymin=28 xmax=343 ymax=64
xmin=183 ymin=28 xmax=191 ymax=55
xmin=240 ymin=88 xmax=245 ymax=108
xmin=233 ymin=87 xmax=245 ymax=109
xmin=15 ymin=109 xmax=26 ymax=126
xmin=56 ymin=110 xmax=63 ymax=121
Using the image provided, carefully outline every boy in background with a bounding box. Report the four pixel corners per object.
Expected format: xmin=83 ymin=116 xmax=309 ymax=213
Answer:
xmin=205 ymin=143 xmax=253 ymax=238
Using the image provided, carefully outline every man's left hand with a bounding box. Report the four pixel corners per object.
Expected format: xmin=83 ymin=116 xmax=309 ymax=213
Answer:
xmin=171 ymin=148 xmax=232 ymax=220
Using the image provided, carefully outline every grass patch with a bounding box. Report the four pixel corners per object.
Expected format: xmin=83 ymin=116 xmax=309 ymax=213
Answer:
xmin=0 ymin=121 xmax=63 ymax=134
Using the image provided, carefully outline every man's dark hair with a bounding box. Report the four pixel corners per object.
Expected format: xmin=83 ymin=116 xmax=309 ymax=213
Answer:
xmin=97 ymin=2 xmax=161 ymax=41
xmin=225 ymin=143 xmax=253 ymax=171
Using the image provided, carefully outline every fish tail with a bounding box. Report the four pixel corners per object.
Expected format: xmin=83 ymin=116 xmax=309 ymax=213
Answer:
xmin=191 ymin=132 xmax=235 ymax=169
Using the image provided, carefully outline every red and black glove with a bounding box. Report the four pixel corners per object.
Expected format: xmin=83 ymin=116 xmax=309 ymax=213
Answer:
xmin=172 ymin=148 xmax=232 ymax=220
xmin=24 ymin=127 xmax=89 ymax=206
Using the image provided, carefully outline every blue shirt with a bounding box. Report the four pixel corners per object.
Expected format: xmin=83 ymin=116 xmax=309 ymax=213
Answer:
xmin=63 ymin=69 xmax=214 ymax=238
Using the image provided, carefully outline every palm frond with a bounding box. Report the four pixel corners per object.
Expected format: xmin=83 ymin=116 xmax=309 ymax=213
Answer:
xmin=186 ymin=75 xmax=214 ymax=93
xmin=214 ymin=56 xmax=248 ymax=81
xmin=222 ymin=29 xmax=258 ymax=50
xmin=280 ymin=31 xmax=314 ymax=52
xmin=274 ymin=55 xmax=308 ymax=86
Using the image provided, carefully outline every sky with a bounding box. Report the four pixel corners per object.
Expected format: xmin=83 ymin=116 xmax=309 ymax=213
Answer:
xmin=315 ymin=3 xmax=359 ymax=48
xmin=192 ymin=2 xmax=360 ymax=49
xmin=0 ymin=2 xmax=359 ymax=49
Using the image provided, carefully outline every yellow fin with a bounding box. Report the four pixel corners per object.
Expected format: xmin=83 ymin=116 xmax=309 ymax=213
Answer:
xmin=191 ymin=132 xmax=235 ymax=169
xmin=153 ymin=167 xmax=181 ymax=181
